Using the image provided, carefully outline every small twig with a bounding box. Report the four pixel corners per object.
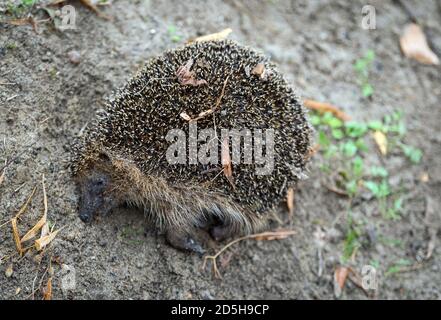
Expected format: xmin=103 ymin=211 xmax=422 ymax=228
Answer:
xmin=6 ymin=94 xmax=19 ymax=102
xmin=202 ymin=230 xmax=296 ymax=278
xmin=0 ymin=164 xmax=6 ymax=186
xmin=393 ymin=263 xmax=425 ymax=274
xmin=324 ymin=183 xmax=350 ymax=197
xmin=181 ymin=69 xmax=234 ymax=122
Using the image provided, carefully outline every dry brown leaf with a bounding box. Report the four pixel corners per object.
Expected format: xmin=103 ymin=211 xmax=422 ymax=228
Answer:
xmin=15 ymin=186 xmax=37 ymax=220
xmin=303 ymin=99 xmax=351 ymax=121
xmin=400 ymin=23 xmax=439 ymax=65
xmin=334 ymin=266 xmax=349 ymax=298
xmin=192 ymin=28 xmax=233 ymax=43
xmin=176 ymin=59 xmax=208 ymax=86
xmin=20 ymin=215 xmax=46 ymax=243
xmin=286 ymin=188 xmax=295 ymax=219
xmin=35 ymin=229 xmax=61 ymax=251
xmin=346 ymin=267 xmax=371 ymax=296
xmin=251 ymin=62 xmax=272 ymax=80
xmin=21 ymin=175 xmax=47 ymax=242
xmin=372 ymin=130 xmax=387 ymax=155
xmin=5 ymin=17 xmax=38 ymax=33
xmin=11 ymin=218 xmax=23 ymax=255
xmin=41 ymin=222 xmax=50 ymax=238
xmin=251 ymin=63 xmax=265 ymax=76
xmin=43 ymin=277 xmax=52 ymax=300
xmin=221 ymin=137 xmax=235 ymax=189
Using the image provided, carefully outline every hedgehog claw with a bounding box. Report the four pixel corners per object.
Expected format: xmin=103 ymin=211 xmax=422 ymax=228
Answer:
xmin=166 ymin=231 xmax=205 ymax=256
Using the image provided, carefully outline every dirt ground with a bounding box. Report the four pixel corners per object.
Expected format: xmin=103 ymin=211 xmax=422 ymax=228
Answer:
xmin=0 ymin=0 xmax=440 ymax=300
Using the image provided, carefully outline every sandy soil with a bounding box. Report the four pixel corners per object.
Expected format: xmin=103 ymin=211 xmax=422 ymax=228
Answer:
xmin=0 ymin=0 xmax=440 ymax=299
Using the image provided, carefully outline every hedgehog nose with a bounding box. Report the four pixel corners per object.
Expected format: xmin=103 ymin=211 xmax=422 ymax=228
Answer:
xmin=79 ymin=213 xmax=92 ymax=223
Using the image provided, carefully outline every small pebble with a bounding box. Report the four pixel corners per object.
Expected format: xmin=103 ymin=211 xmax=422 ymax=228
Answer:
xmin=5 ymin=264 xmax=13 ymax=278
xmin=68 ymin=50 xmax=81 ymax=64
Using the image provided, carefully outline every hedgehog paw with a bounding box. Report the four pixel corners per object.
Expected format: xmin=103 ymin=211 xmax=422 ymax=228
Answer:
xmin=209 ymin=224 xmax=233 ymax=242
xmin=165 ymin=230 xmax=205 ymax=256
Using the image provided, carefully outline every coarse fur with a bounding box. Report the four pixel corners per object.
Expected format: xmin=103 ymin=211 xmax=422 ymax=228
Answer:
xmin=71 ymin=40 xmax=312 ymax=253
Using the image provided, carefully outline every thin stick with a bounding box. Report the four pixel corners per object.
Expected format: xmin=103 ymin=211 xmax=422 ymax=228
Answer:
xmin=203 ymin=230 xmax=296 ymax=278
xmin=324 ymin=184 xmax=350 ymax=197
xmin=182 ymin=70 xmax=233 ymax=122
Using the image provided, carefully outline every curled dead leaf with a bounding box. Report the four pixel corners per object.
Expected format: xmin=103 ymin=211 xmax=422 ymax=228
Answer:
xmin=251 ymin=63 xmax=272 ymax=80
xmin=35 ymin=228 xmax=61 ymax=251
xmin=286 ymin=188 xmax=295 ymax=219
xmin=334 ymin=266 xmax=349 ymax=298
xmin=176 ymin=59 xmax=208 ymax=86
xmin=43 ymin=277 xmax=52 ymax=300
xmin=372 ymin=130 xmax=387 ymax=155
xmin=400 ymin=23 xmax=439 ymax=65
xmin=21 ymin=215 xmax=46 ymax=243
xmin=303 ymin=99 xmax=351 ymax=121
xmin=4 ymin=17 xmax=38 ymax=33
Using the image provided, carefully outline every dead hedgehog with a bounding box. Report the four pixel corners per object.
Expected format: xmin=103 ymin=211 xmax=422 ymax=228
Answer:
xmin=71 ymin=40 xmax=312 ymax=254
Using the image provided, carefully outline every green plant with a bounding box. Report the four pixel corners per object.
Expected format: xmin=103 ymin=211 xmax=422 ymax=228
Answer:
xmin=378 ymin=235 xmax=403 ymax=247
xmin=6 ymin=0 xmax=37 ymax=17
xmin=386 ymin=259 xmax=412 ymax=276
xmin=345 ymin=121 xmax=368 ymax=138
xmin=6 ymin=42 xmax=17 ymax=50
xmin=167 ymin=25 xmax=182 ymax=43
xmin=364 ymin=179 xmax=390 ymax=198
xmin=385 ymin=197 xmax=403 ymax=220
xmin=343 ymin=157 xmax=364 ymax=196
xmin=340 ymin=212 xmax=364 ymax=262
xmin=354 ymin=50 xmax=375 ymax=98
xmin=399 ymin=143 xmax=422 ymax=164
xmin=370 ymin=166 xmax=388 ymax=178
xmin=370 ymin=259 xmax=380 ymax=269
xmin=22 ymin=0 xmax=37 ymax=5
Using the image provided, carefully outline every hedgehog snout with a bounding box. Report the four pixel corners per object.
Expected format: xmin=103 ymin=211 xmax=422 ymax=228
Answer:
xmin=78 ymin=171 xmax=114 ymax=223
